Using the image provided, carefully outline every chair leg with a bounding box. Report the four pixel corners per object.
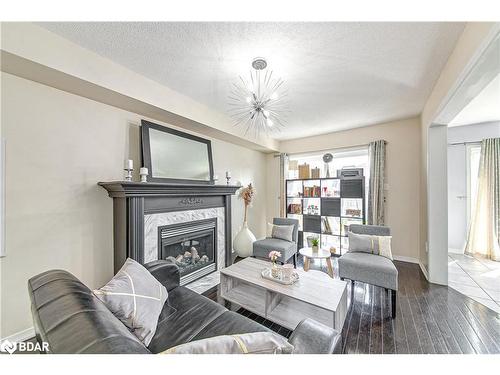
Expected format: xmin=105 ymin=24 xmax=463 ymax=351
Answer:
xmin=391 ymin=290 xmax=397 ymax=319
xmin=293 ymin=254 xmax=297 ymax=268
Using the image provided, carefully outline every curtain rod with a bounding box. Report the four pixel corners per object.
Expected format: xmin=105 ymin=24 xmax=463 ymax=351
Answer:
xmin=448 ymin=141 xmax=482 ymax=146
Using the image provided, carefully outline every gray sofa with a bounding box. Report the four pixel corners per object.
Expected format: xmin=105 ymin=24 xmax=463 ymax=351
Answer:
xmin=338 ymin=224 xmax=398 ymax=318
xmin=252 ymin=217 xmax=299 ymax=267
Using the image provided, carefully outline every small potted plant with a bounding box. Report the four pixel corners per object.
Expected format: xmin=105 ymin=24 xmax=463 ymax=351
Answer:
xmin=311 ymin=238 xmax=319 ymax=253
xmin=268 ymin=251 xmax=282 ymax=278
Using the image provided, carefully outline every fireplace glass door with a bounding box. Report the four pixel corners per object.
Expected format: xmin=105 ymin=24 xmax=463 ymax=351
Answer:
xmin=158 ymin=218 xmax=217 ymax=285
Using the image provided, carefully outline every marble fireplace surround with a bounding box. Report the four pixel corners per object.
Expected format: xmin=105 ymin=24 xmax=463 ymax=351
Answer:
xmin=144 ymin=208 xmax=225 ymax=293
xmin=98 ymin=181 xmax=239 ymax=293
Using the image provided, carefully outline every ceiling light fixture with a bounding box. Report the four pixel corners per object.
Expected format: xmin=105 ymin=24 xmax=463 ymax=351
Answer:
xmin=228 ymin=57 xmax=288 ymax=138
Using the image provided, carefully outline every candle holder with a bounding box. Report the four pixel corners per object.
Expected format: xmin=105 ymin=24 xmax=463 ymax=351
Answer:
xmin=139 ymin=167 xmax=148 ymax=183
xmin=226 ymin=175 xmax=231 ymax=185
xmin=124 ymin=167 xmax=133 ymax=181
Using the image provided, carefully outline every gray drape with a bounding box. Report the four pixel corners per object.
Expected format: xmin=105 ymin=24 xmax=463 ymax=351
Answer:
xmin=465 ymin=138 xmax=500 ymax=261
xmin=368 ymin=140 xmax=386 ymax=225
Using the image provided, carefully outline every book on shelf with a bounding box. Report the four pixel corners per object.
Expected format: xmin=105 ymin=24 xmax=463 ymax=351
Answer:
xmin=303 ymin=185 xmax=320 ymax=197
xmin=322 ymin=217 xmax=332 ymax=234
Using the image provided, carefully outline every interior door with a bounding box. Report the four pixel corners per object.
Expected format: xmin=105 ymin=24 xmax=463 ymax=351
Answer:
xmin=447 ymin=144 xmax=467 ymax=252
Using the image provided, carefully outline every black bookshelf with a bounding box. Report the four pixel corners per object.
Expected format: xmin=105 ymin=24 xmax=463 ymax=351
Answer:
xmin=286 ymin=176 xmax=365 ymax=257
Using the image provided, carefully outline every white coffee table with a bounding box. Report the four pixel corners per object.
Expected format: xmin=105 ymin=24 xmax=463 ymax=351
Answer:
xmin=299 ymin=247 xmax=334 ymax=278
xmin=220 ymin=257 xmax=348 ymax=331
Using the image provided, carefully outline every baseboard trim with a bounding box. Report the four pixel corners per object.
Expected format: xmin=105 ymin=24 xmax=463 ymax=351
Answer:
xmin=0 ymin=327 xmax=35 ymax=344
xmin=393 ymin=255 xmax=419 ymax=264
xmin=419 ymin=261 xmax=429 ymax=281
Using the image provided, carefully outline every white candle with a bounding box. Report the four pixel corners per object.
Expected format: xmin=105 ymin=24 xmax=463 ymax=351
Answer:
xmin=226 ymin=171 xmax=231 ymax=178
xmin=140 ymin=167 xmax=148 ymax=175
xmin=125 ymin=159 xmax=133 ymax=170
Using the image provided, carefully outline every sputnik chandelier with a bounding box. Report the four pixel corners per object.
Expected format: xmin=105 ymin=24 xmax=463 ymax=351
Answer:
xmin=228 ymin=57 xmax=288 ymax=137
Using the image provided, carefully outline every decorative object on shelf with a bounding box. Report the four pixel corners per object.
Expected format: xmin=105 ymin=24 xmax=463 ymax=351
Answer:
xmin=139 ymin=167 xmax=148 ymax=183
xmin=261 ymin=267 xmax=299 ymax=285
xmin=233 ymin=183 xmax=256 ymax=257
xmin=225 ymin=171 xmax=231 ymax=185
xmin=287 ymin=203 xmax=302 ymax=214
xmin=268 ymin=250 xmax=282 ymax=278
xmin=311 ymin=238 xmax=319 ymax=253
xmin=228 ymin=57 xmax=288 ymax=138
xmin=288 ymin=160 xmax=298 ymax=179
xmin=298 ymin=163 xmax=310 ymax=179
xmin=346 ymin=208 xmax=362 ymax=217
xmin=124 ymin=159 xmax=134 ymax=181
xmin=304 ymin=185 xmax=320 ymax=197
xmin=213 ymin=175 xmax=219 ymax=184
xmin=323 ymin=153 xmax=333 ymax=178
xmin=311 ymin=167 xmax=321 ymax=179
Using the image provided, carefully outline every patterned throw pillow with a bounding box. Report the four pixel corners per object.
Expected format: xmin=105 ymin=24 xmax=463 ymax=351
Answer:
xmin=161 ymin=332 xmax=294 ymax=354
xmin=93 ymin=258 xmax=168 ymax=346
xmin=268 ymin=223 xmax=294 ymax=242
xmin=348 ymin=232 xmax=393 ymax=260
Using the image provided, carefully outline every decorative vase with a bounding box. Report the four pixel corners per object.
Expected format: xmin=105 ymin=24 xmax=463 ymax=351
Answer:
xmin=312 ymin=245 xmax=318 ymax=253
xmin=233 ymin=222 xmax=256 ymax=258
xmin=271 ymin=262 xmax=280 ymax=278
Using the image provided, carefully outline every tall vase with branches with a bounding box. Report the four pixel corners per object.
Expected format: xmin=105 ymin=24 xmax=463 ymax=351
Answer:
xmin=233 ymin=183 xmax=257 ymax=258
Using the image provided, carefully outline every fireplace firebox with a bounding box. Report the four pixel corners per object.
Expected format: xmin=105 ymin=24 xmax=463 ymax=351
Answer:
xmin=158 ymin=218 xmax=217 ymax=285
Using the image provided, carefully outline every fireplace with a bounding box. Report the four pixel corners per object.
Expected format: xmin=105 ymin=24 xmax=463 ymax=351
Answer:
xmin=158 ymin=218 xmax=217 ymax=285
xmin=98 ymin=181 xmax=238 ymax=292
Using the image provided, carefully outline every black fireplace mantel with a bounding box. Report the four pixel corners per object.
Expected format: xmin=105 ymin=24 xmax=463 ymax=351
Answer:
xmin=99 ymin=181 xmax=240 ymax=198
xmin=99 ymin=181 xmax=239 ymax=273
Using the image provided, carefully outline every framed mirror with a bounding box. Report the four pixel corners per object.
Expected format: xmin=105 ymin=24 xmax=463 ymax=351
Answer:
xmin=141 ymin=120 xmax=214 ymax=184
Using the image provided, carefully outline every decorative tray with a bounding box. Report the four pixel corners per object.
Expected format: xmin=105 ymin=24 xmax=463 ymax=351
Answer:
xmin=261 ymin=268 xmax=299 ymax=285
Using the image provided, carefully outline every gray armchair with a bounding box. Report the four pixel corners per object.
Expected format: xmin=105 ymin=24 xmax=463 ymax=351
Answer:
xmin=338 ymin=224 xmax=398 ymax=318
xmin=252 ymin=217 xmax=299 ymax=267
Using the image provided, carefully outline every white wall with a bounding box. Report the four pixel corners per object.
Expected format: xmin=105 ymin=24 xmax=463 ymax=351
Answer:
xmin=275 ymin=117 xmax=422 ymax=262
xmin=0 ymin=72 xmax=268 ymax=339
xmin=427 ymin=125 xmax=448 ymax=285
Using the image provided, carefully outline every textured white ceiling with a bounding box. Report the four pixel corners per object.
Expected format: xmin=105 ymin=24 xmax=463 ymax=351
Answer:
xmin=449 ymin=73 xmax=500 ymax=127
xmin=38 ymin=22 xmax=465 ymax=140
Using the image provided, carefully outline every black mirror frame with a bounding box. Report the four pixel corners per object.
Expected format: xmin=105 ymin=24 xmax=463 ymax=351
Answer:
xmin=140 ymin=120 xmax=214 ymax=185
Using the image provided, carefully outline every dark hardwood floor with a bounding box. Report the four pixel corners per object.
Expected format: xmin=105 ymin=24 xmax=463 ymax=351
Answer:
xmin=203 ymin=255 xmax=500 ymax=354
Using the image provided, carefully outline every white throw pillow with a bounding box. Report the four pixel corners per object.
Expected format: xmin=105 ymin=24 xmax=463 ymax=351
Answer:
xmin=93 ymin=258 xmax=168 ymax=346
xmin=161 ymin=332 xmax=294 ymax=354
xmin=348 ymin=232 xmax=393 ymax=260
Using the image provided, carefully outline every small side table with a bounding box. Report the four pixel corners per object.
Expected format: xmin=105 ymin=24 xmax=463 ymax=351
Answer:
xmin=299 ymin=247 xmax=334 ymax=278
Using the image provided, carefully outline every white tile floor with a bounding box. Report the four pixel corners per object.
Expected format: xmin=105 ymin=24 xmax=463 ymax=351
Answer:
xmin=448 ymin=252 xmax=500 ymax=313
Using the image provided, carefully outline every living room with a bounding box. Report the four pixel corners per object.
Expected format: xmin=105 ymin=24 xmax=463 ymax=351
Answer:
xmin=1 ymin=1 xmax=500 ymax=371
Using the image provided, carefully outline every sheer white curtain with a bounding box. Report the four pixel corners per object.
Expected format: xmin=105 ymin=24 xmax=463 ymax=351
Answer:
xmin=465 ymin=138 xmax=500 ymax=261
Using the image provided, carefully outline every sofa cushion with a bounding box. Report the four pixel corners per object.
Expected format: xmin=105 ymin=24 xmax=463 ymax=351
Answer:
xmin=253 ymin=238 xmax=296 ymax=262
xmin=93 ymin=258 xmax=168 ymax=346
xmin=147 ymin=286 xmax=226 ymax=353
xmin=338 ymin=252 xmax=398 ymax=290
xmin=161 ymin=331 xmax=293 ymax=354
xmin=192 ymin=311 xmax=269 ymax=341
